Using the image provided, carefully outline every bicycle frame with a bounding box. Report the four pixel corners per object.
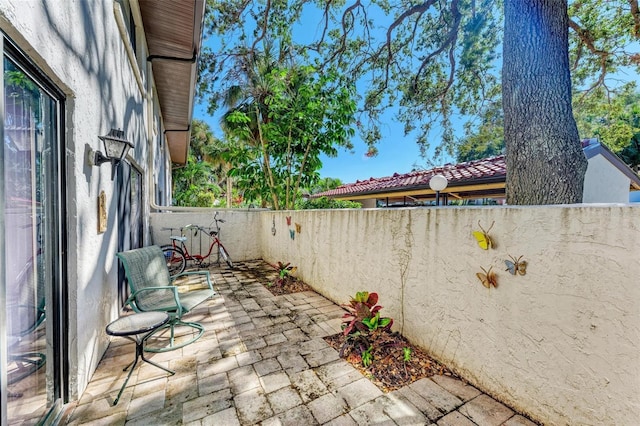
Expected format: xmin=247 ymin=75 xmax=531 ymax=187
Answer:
xmin=166 ymin=213 xmax=233 ymax=268
xmin=169 ymin=228 xmax=222 ymax=265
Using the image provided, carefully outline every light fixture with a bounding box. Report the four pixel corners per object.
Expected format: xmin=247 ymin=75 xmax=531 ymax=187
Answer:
xmin=91 ymin=129 xmax=134 ymax=180
xmin=429 ymin=174 xmax=448 ymax=206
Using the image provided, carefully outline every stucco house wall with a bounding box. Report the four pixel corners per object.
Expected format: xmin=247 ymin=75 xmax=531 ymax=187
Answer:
xmin=0 ymin=1 xmax=166 ymax=398
xmin=583 ymin=154 xmax=632 ymax=203
xmin=259 ymin=205 xmax=640 ymax=425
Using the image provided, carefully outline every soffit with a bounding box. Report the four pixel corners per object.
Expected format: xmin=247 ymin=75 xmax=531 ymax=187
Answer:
xmin=138 ymin=0 xmax=206 ymax=165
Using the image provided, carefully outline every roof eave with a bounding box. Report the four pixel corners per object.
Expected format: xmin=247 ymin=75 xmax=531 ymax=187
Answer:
xmin=138 ymin=0 xmax=206 ymax=165
xmin=324 ymin=175 xmax=507 ymax=201
xmin=583 ymin=142 xmax=640 ymax=190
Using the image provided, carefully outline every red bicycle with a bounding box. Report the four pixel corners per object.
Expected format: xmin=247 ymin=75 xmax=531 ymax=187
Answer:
xmin=161 ymin=212 xmax=234 ymax=276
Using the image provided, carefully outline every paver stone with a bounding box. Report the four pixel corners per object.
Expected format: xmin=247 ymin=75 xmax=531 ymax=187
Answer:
xmin=234 ymin=387 xmax=274 ymax=424
xmin=437 ymin=410 xmax=477 ymax=426
xmin=430 ymin=375 xmax=481 ymax=402
xmin=201 ymin=407 xmax=241 ymax=426
xmin=337 ymin=378 xmax=384 ymax=409
xmin=266 ymin=386 xmax=303 ymax=414
xmin=458 ymin=394 xmax=514 ymax=426
xmin=307 ymin=391 xmax=348 ymax=423
xmin=377 ymin=393 xmax=429 ymax=425
xmin=348 ymin=400 xmax=395 ymax=425
xmin=409 ymin=378 xmax=463 ymax=413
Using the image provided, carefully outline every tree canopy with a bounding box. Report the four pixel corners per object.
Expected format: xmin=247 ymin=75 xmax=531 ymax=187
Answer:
xmin=217 ymin=54 xmax=356 ymax=209
xmin=172 ymin=120 xmax=235 ymax=207
xmin=199 ymin=0 xmax=639 ymax=205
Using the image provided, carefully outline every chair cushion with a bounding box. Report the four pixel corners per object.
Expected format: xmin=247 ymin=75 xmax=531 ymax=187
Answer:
xmin=177 ymin=289 xmax=215 ymax=311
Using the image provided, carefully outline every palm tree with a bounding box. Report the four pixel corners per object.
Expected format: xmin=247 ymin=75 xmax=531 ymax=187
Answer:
xmin=193 ymin=119 xmax=238 ymax=207
xmin=218 ymin=44 xmax=293 ymax=208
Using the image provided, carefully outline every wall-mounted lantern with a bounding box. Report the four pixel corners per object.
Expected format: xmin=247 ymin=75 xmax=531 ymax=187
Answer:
xmin=89 ymin=129 xmax=133 ymax=180
xmin=429 ymin=174 xmax=448 ymax=206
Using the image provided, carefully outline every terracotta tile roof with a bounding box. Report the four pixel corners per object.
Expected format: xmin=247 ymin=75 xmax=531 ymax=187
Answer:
xmin=315 ymin=155 xmax=506 ymax=198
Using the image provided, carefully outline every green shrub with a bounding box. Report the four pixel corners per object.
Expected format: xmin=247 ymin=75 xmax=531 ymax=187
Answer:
xmin=296 ymin=196 xmax=361 ymax=210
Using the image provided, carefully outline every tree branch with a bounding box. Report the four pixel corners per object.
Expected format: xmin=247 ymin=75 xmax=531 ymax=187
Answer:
xmin=568 ymin=18 xmax=611 ymax=97
xmin=320 ymin=0 xmax=365 ymax=68
xmin=413 ymin=0 xmax=461 ymax=97
xmin=255 ymin=104 xmax=279 ymax=210
xmin=251 ymin=0 xmax=271 ymax=52
xmin=630 ymin=0 xmax=640 ymax=37
xmin=311 ymin=0 xmax=335 ymax=51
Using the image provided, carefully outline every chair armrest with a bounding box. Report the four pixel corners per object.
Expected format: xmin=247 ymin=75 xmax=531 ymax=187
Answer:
xmin=171 ymin=270 xmax=214 ymax=291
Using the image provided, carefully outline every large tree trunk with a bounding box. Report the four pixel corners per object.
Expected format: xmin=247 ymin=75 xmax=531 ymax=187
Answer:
xmin=502 ymin=0 xmax=587 ymax=205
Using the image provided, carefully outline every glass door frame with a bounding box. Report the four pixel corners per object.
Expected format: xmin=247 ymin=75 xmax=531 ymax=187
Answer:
xmin=0 ymin=34 xmax=68 ymax=426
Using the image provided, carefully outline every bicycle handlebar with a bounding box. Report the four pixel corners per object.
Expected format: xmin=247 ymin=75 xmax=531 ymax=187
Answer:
xmin=183 ymin=224 xmax=221 ymax=237
xmin=213 ymin=211 xmax=225 ymax=224
xmin=175 ymin=214 xmax=226 ymax=238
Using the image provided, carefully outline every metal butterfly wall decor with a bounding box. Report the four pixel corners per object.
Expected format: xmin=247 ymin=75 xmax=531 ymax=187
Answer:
xmin=476 ymin=266 xmax=498 ymax=289
xmin=289 ymin=229 xmax=295 ymax=240
xmin=505 ymin=255 xmax=527 ymax=276
xmin=472 ymin=220 xmax=495 ymax=250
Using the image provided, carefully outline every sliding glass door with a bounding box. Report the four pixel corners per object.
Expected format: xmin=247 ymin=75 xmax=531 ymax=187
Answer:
xmin=1 ymin=38 xmax=66 ymax=425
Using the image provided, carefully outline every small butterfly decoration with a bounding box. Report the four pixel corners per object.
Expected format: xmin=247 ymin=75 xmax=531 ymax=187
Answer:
xmin=505 ymin=255 xmax=527 ymax=276
xmin=295 ymin=223 xmax=301 ymax=233
xmin=286 ymin=216 xmax=292 ymax=226
xmin=289 ymin=229 xmax=295 ymax=240
xmin=472 ymin=220 xmax=495 ymax=250
xmin=271 ymin=217 xmax=276 ymax=236
xmin=476 ymin=266 xmax=498 ymax=289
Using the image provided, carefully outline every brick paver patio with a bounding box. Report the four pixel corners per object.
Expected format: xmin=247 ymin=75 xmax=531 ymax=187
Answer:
xmin=66 ymin=260 xmax=537 ymax=425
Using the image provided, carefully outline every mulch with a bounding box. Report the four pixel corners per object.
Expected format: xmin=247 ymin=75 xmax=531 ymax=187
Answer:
xmin=323 ymin=329 xmax=457 ymax=392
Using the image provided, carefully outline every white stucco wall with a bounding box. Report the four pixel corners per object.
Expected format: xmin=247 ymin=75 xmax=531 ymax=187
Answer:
xmin=0 ymin=1 xmax=154 ymax=398
xmin=259 ymin=205 xmax=640 ymax=425
xmin=583 ymin=154 xmax=631 ymax=203
xmin=150 ymin=209 xmax=265 ymax=263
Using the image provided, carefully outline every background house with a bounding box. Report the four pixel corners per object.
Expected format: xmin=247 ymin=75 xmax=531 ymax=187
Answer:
xmin=314 ymin=139 xmax=640 ymax=207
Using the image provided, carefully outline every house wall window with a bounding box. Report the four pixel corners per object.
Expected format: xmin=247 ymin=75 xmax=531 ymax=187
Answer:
xmin=116 ymin=163 xmax=143 ymax=307
xmin=115 ymin=0 xmax=137 ymax=59
xmin=1 ymin=37 xmax=67 ymax=425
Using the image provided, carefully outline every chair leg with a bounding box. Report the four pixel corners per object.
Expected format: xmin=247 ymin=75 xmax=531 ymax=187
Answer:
xmin=143 ymin=321 xmax=205 ymax=353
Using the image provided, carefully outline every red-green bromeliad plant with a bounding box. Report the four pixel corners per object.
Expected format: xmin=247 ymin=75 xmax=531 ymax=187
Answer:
xmin=340 ymin=291 xmax=393 ymax=367
xmin=270 ymin=261 xmax=297 ymax=287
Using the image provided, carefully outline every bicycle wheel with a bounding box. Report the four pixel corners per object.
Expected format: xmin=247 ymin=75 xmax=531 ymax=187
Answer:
xmin=218 ymin=245 xmax=234 ymax=269
xmin=161 ymin=245 xmax=186 ymax=276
